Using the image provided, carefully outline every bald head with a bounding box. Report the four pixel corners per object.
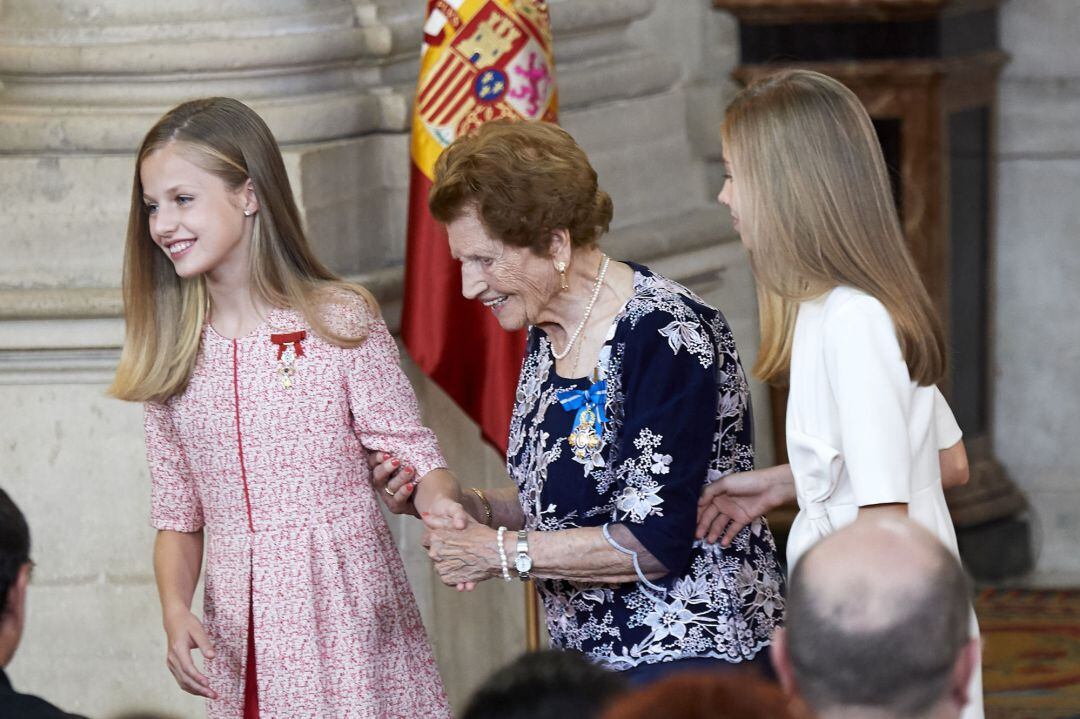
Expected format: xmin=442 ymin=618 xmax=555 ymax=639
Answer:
xmin=799 ymin=516 xmax=955 ymax=635
xmin=782 ymin=516 xmax=973 ymax=718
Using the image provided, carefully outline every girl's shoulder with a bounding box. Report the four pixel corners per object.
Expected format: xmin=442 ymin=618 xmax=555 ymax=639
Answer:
xmin=308 ymin=283 xmax=380 ymax=338
xmin=818 ymin=285 xmax=897 ymax=353
xmin=821 ymin=285 xmax=890 ymax=325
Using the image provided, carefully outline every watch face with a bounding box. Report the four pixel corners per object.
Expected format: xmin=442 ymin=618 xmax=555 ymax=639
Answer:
xmin=515 ymin=554 xmax=532 ymax=572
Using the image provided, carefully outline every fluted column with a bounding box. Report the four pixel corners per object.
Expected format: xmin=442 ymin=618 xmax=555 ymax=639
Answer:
xmin=0 ymin=4 xmax=419 ymax=718
xmin=0 ymin=0 xmax=420 ymax=291
xmin=0 ymin=0 xmax=399 ymax=151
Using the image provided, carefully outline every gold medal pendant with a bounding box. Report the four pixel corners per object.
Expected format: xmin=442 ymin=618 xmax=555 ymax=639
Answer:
xmin=277 ymin=343 xmax=298 ymax=389
xmin=558 ymin=373 xmax=608 ymax=463
xmin=278 ymin=362 xmax=296 ymax=389
xmin=567 ymin=407 xmax=601 ymax=460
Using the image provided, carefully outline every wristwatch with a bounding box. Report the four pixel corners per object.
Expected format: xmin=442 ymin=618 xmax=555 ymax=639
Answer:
xmin=515 ymin=530 xmax=532 ymax=580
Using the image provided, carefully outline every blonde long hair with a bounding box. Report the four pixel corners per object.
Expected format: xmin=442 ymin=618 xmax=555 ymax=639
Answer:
xmin=721 ymin=70 xmax=945 ymax=386
xmin=110 ymin=97 xmax=373 ymax=403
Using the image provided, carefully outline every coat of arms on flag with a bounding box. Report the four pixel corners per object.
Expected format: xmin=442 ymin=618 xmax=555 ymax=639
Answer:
xmin=402 ymin=0 xmax=558 ymax=457
xmin=412 ymin=0 xmax=558 ymax=176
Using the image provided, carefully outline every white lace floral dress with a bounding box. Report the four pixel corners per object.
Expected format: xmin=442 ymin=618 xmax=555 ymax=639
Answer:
xmin=507 ymin=263 xmax=785 ymax=672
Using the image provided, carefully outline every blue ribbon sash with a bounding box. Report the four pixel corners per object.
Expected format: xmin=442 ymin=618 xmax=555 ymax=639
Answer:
xmin=557 ymin=379 xmax=608 ymax=439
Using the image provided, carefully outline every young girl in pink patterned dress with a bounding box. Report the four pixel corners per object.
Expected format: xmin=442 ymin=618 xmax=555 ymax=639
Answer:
xmin=110 ymin=97 xmax=454 ymax=719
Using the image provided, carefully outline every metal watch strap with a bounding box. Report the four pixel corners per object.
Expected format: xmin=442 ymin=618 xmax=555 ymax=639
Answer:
xmin=516 ymin=529 xmax=531 ymax=580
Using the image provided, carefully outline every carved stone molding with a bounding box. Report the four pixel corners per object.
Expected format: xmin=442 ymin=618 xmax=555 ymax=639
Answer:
xmin=0 ymin=1 xmax=401 ymax=152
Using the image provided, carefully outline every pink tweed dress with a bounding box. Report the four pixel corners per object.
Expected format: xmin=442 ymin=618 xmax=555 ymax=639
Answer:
xmin=144 ymin=294 xmax=452 ymax=718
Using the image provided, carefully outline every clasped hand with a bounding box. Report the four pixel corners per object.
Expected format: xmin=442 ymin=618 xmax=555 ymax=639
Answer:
xmin=367 ymin=451 xmax=499 ymax=592
xmin=420 ymin=497 xmax=501 ymax=592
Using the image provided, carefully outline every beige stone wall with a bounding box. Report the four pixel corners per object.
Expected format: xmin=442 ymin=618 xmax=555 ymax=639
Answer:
xmin=0 ymin=1 xmax=760 ymax=716
xmin=993 ymin=0 xmax=1080 ymax=578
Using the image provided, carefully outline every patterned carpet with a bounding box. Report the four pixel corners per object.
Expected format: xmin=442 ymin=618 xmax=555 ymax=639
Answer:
xmin=979 ymin=589 xmax=1080 ymax=718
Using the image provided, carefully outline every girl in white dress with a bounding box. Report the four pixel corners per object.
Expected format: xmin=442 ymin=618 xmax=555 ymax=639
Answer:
xmin=697 ymin=69 xmax=983 ymax=718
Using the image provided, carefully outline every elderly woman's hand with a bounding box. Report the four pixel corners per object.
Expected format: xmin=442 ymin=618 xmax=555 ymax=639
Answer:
xmin=422 ymin=510 xmax=501 ymax=591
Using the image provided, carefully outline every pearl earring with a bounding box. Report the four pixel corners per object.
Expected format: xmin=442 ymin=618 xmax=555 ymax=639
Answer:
xmin=243 ymin=209 xmax=254 ymax=217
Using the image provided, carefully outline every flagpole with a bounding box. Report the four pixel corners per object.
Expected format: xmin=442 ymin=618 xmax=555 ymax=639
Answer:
xmin=525 ymin=580 xmax=541 ymax=651
xmin=406 ymin=0 xmax=558 ymax=659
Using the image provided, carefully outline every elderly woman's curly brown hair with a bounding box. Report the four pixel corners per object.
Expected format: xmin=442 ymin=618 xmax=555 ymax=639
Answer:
xmin=429 ymin=119 xmax=613 ymax=253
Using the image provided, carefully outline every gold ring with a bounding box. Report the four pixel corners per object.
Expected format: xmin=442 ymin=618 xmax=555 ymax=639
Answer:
xmin=384 ymin=487 xmax=395 ymax=497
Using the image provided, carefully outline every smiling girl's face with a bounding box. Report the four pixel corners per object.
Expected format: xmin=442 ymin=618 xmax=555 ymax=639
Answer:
xmin=140 ymin=142 xmax=257 ymax=282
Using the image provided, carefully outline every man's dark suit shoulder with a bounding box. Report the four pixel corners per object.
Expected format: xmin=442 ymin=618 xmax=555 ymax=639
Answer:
xmin=0 ymin=669 xmax=89 ymax=719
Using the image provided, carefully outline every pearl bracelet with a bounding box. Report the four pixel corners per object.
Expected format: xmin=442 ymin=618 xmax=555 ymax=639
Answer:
xmin=496 ymin=526 xmax=512 ymax=582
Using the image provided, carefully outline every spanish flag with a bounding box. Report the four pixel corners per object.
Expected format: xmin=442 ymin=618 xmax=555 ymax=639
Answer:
xmin=403 ymin=0 xmax=558 ymax=453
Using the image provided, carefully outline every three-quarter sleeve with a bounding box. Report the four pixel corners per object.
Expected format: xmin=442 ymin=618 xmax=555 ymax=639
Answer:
xmin=933 ymin=386 xmax=963 ymax=449
xmin=341 ymin=302 xmax=447 ymax=478
xmin=145 ymin=401 xmax=204 ymax=532
xmin=610 ymin=309 xmax=719 ymax=575
xmin=823 ymin=294 xmax=913 ymax=507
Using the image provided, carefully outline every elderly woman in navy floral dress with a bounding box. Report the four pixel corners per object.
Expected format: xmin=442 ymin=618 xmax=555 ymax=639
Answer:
xmin=374 ymin=120 xmax=784 ymax=683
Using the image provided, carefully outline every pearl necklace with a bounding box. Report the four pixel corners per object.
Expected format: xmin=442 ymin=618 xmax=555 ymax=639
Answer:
xmin=552 ymin=254 xmax=611 ymax=360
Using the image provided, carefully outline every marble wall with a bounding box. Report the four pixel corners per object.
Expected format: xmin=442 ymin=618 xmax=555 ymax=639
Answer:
xmin=994 ymin=0 xmax=1080 ymax=577
xmin=0 ymin=1 xmax=762 ymax=716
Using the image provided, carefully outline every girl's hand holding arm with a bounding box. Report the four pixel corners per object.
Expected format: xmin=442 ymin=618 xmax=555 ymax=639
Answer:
xmin=154 ymin=529 xmax=218 ymax=700
xmin=368 ymin=451 xmax=420 ymax=517
xmin=696 ymin=464 xmax=797 ymax=547
xmin=349 ymin=311 xmax=524 ymax=530
xmin=368 ymin=450 xmax=525 ymax=529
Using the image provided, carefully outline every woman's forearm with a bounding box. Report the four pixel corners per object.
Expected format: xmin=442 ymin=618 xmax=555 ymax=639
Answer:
xmin=765 ymin=463 xmax=797 ymax=507
xmin=413 ymin=470 xmax=526 ymax=529
xmin=153 ymin=529 xmax=204 ymax=618
xmin=857 ymin=503 xmax=908 ymax=519
xmin=525 ymin=525 xmax=666 ymax=584
xmin=475 ymin=487 xmax=526 ymax=530
xmin=939 ymin=440 xmax=970 ymax=489
xmin=413 ymin=468 xmax=464 ymax=515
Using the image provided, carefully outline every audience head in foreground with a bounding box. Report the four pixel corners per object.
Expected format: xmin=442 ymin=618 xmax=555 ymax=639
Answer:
xmin=462 ymin=649 xmax=627 ymax=719
xmin=600 ymin=671 xmax=802 ymax=719
xmin=0 ymin=488 xmax=31 ymax=668
xmin=773 ymin=515 xmax=978 ymax=719
xmin=0 ymin=488 xmax=87 ymax=718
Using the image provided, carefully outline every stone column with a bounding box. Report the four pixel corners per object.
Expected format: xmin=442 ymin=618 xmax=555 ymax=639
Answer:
xmin=994 ymin=0 xmax=1080 ymax=579
xmin=0 ymin=3 xmax=426 ymax=716
xmin=0 ymin=0 xmax=415 ymax=287
xmin=0 ymin=1 xmax=757 ymax=714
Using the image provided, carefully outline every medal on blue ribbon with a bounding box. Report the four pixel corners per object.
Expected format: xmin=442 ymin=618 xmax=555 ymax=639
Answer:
xmin=557 ymin=379 xmax=607 ymax=460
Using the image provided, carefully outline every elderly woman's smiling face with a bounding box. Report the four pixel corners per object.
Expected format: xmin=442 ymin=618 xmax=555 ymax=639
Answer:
xmin=446 ymin=204 xmax=561 ymax=332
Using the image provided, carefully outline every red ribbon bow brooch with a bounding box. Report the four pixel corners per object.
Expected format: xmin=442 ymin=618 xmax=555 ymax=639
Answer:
xmin=270 ymin=331 xmax=306 ymax=389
